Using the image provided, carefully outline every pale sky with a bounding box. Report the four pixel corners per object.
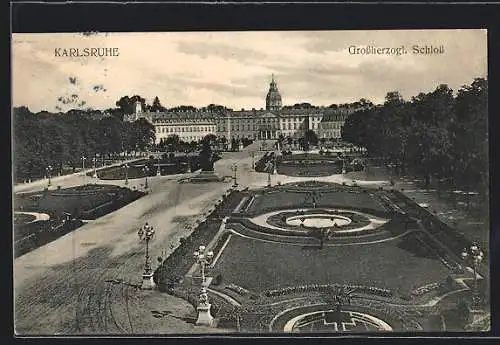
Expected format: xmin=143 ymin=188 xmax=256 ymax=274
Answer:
xmin=11 ymin=30 xmax=487 ymax=113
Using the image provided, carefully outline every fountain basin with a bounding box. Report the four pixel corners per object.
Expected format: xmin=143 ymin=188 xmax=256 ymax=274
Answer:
xmin=286 ymin=214 xmax=352 ymax=228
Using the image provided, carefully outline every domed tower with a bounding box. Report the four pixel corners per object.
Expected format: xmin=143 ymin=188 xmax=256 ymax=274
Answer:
xmin=266 ymin=74 xmax=282 ymax=111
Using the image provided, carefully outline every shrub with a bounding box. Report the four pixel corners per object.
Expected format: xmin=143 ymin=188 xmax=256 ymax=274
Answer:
xmin=212 ymin=274 xmax=223 ymax=286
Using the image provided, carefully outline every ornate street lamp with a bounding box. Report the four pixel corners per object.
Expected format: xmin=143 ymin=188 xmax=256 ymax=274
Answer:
xmin=138 ymin=222 xmax=155 ymax=289
xmin=193 ymin=245 xmax=214 ymax=285
xmin=231 ymin=163 xmax=238 ymax=188
xmin=46 ymin=165 xmax=53 ymax=187
xmin=461 ymin=243 xmax=484 ymax=307
xmin=143 ymin=165 xmax=149 ymax=189
xmin=81 ymin=156 xmax=87 ymax=171
xmin=124 ymin=163 xmax=129 ymax=185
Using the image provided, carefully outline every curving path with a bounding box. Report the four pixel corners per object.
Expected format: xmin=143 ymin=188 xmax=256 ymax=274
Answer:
xmin=14 ymin=211 xmax=50 ymax=222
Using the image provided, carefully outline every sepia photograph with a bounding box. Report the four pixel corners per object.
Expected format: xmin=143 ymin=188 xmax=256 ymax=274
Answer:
xmin=12 ymin=29 xmax=489 ymax=335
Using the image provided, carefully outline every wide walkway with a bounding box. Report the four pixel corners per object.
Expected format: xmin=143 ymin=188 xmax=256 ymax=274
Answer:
xmin=14 ymin=146 xmax=268 ymax=335
xmin=14 ymin=157 xmax=146 ymax=194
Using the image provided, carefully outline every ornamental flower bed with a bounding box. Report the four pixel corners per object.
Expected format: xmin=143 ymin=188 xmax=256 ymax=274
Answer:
xmin=410 ymin=282 xmax=441 ymax=297
xmin=264 ymin=283 xmax=393 ymax=298
xmin=225 ymin=283 xmax=252 ymax=296
xmin=14 ymin=217 xmax=84 ymax=258
xmin=266 ymin=209 xmax=371 ymax=232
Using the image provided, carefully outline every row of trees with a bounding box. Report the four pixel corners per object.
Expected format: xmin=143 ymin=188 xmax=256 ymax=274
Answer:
xmin=115 ymin=95 xmax=232 ymax=115
xmin=342 ymin=78 xmax=488 ymax=196
xmin=282 ymin=99 xmax=374 ymax=110
xmin=156 ymin=134 xmax=253 ymax=153
xmin=13 ymin=107 xmax=156 ymax=181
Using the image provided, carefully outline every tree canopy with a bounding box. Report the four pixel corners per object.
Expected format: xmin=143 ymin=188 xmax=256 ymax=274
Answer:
xmin=13 ymin=107 xmax=156 ymax=182
xmin=342 ymin=78 xmax=488 ymax=196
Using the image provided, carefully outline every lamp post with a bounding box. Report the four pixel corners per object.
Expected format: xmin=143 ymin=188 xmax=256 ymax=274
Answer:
xmin=46 ymin=165 xmax=53 ymax=187
xmin=461 ymin=243 xmax=484 ymax=307
xmin=264 ymin=159 xmax=273 ymax=188
xmin=251 ymin=152 xmax=255 ymax=171
xmin=124 ymin=163 xmax=129 ymax=185
xmin=193 ymin=245 xmax=214 ymax=286
xmin=92 ymin=156 xmax=97 ymax=178
xmin=138 ymin=222 xmax=155 ymax=289
xmin=143 ymin=165 xmax=149 ymax=189
xmin=156 ymin=156 xmax=161 ymax=176
xmin=82 ymin=156 xmax=87 ymax=173
xmin=231 ymin=163 xmax=238 ymax=188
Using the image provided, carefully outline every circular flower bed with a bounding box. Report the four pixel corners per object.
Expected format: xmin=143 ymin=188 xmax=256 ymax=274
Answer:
xmin=286 ymin=214 xmax=352 ymax=228
xmin=267 ymin=209 xmax=371 ymax=233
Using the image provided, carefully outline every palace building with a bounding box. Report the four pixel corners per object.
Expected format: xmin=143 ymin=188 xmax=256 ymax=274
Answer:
xmin=124 ymin=76 xmax=366 ymax=144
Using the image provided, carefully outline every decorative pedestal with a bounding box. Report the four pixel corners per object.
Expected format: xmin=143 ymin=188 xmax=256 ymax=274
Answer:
xmin=196 ymin=303 xmax=215 ymax=327
xmin=273 ymin=168 xmax=277 ymax=175
xmin=141 ymin=272 xmax=156 ymax=290
xmin=468 ymin=306 xmax=484 ymax=325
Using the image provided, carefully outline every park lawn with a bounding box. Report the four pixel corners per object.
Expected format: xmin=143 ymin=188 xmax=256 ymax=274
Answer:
xmin=14 ymin=184 xmax=144 ymax=219
xmin=249 ymin=189 xmax=385 ymax=214
xmin=212 ymin=232 xmax=451 ymax=295
xmin=277 ymin=163 xmax=342 ymax=177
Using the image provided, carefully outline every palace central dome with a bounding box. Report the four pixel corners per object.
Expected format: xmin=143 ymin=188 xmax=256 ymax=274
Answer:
xmin=266 ymin=74 xmax=282 ymax=111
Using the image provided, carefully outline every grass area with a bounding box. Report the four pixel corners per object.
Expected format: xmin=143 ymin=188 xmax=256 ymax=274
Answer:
xmin=13 ymin=213 xmax=37 ymax=225
xmin=277 ymin=163 xmax=342 ymax=177
xmin=212 ymin=231 xmax=451 ymax=295
xmin=13 ymin=184 xmax=146 ymax=219
xmin=13 ymin=184 xmax=146 ymax=257
xmin=155 ymin=190 xmax=245 ymax=290
xmin=248 ymin=189 xmax=386 ymax=215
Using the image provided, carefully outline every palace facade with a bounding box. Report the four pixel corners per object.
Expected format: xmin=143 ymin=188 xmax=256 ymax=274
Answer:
xmin=123 ymin=76 xmax=366 ymax=144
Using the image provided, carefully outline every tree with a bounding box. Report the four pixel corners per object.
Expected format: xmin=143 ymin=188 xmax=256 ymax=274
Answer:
xmin=164 ymin=134 xmax=181 ymax=151
xmin=132 ymin=118 xmax=156 ymax=151
xmin=384 ymin=91 xmax=404 ymax=106
xmin=170 ymin=105 xmax=198 ymax=112
xmin=341 ymin=78 xmax=487 ymax=198
xmin=304 ymin=129 xmax=319 ymax=146
xmin=116 ymin=95 xmax=147 ymax=114
xmin=199 ymin=136 xmax=215 ymax=171
xmin=151 ymin=96 xmax=166 ymax=112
